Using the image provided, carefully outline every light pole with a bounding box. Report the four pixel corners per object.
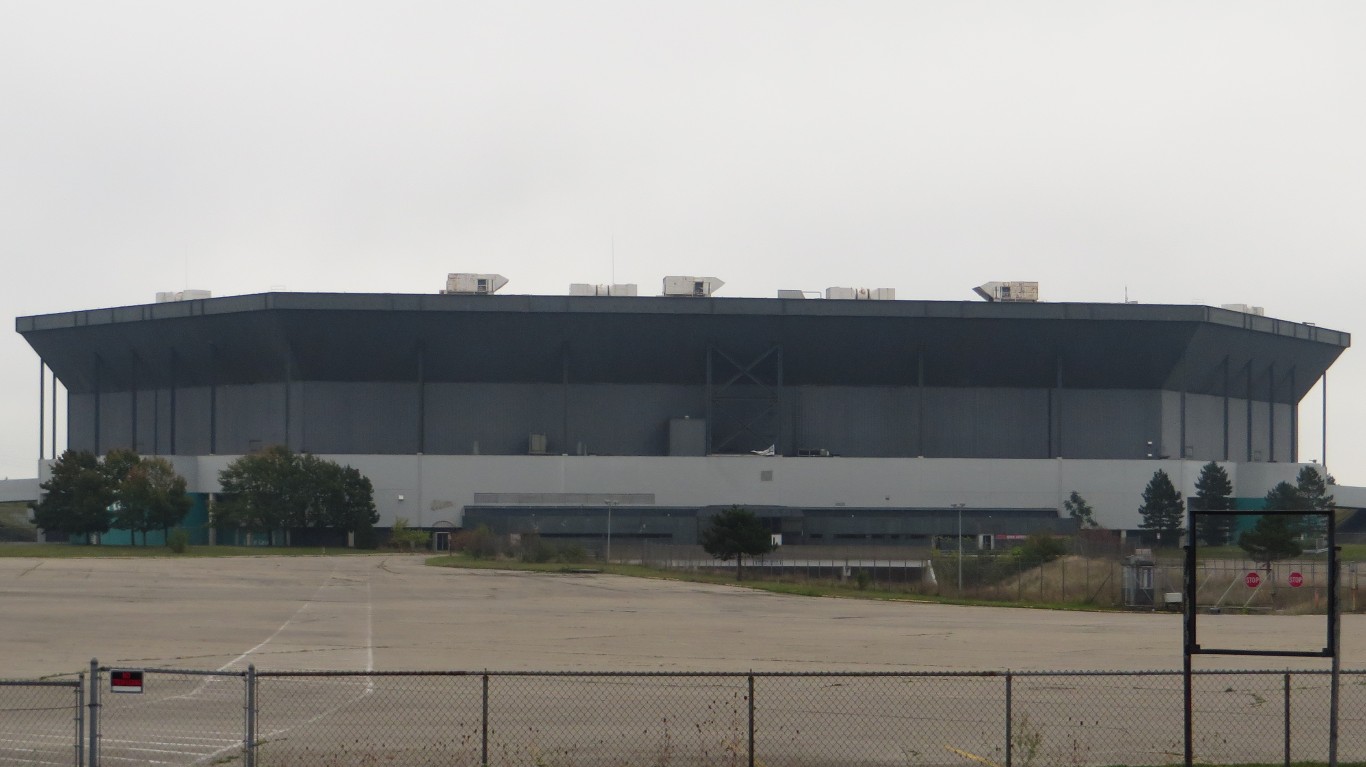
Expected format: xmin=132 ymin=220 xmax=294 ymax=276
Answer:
xmin=605 ymin=500 xmax=617 ymax=563
xmin=952 ymin=503 xmax=966 ymax=594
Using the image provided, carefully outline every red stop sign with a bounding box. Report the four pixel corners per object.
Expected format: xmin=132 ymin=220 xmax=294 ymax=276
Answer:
xmin=1244 ymin=572 xmax=1261 ymax=588
xmin=1289 ymin=572 xmax=1304 ymax=588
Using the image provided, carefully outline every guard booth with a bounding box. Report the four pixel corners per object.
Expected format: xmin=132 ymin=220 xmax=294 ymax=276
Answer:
xmin=1123 ymin=549 xmax=1156 ymax=607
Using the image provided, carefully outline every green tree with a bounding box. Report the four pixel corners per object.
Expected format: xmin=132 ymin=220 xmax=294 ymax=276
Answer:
xmin=1138 ymin=470 xmax=1184 ymax=546
xmin=116 ymin=458 xmax=192 ymax=545
xmin=1239 ymin=482 xmax=1303 ymax=567
xmin=1192 ymin=462 xmax=1234 ymax=546
xmin=700 ymin=505 xmax=776 ymax=580
xmin=217 ymin=447 xmax=379 ymax=546
xmin=215 ymin=445 xmax=305 ymax=544
xmin=296 ymin=457 xmax=379 ymax=537
xmin=1063 ymin=491 xmax=1097 ymax=529
xmin=389 ymin=516 xmax=429 ymax=551
xmin=1295 ymin=466 xmax=1334 ymax=544
xmin=1262 ymin=481 xmax=1301 ymax=512
xmin=31 ymin=450 xmax=114 ymax=542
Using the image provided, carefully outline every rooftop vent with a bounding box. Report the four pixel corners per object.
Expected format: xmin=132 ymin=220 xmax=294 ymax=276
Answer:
xmin=155 ymin=289 xmax=212 ymax=303
xmin=1220 ymin=303 xmax=1265 ymax=316
xmin=825 ymin=287 xmax=895 ymax=301
xmin=973 ymin=281 xmax=1039 ymax=302
xmin=662 ymin=276 xmax=724 ymax=297
xmin=570 ymin=283 xmax=638 ymax=296
xmin=777 ymin=289 xmax=822 ymax=299
xmin=442 ymin=273 xmax=508 ymax=295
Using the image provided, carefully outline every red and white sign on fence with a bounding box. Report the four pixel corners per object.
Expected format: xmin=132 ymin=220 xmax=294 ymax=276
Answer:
xmin=1288 ymin=571 xmax=1304 ymax=588
xmin=1244 ymin=572 xmax=1261 ymax=588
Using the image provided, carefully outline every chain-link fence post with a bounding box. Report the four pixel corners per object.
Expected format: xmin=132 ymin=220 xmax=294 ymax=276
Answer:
xmin=245 ymin=664 xmax=256 ymax=767
xmin=481 ymin=672 xmax=489 ymax=767
xmin=747 ymin=674 xmax=755 ymax=767
xmin=87 ymin=659 xmax=99 ymax=767
xmin=76 ymin=672 xmax=85 ymax=767
xmin=1004 ymin=672 xmax=1013 ymax=767
xmin=1282 ymin=672 xmax=1291 ymax=767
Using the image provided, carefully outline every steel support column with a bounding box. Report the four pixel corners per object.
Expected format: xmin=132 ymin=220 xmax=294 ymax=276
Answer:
xmin=129 ymin=351 xmax=138 ymax=453
xmin=1267 ymin=362 xmax=1275 ymax=462
xmin=416 ymin=343 xmax=426 ymax=454
xmin=93 ymin=355 xmax=101 ymax=455
xmin=209 ymin=343 xmax=217 ymax=455
xmin=38 ymin=359 xmax=44 ymax=463
xmin=1222 ymin=356 xmax=1230 ymax=461
xmin=1289 ymin=367 xmax=1297 ymax=463
xmin=916 ymin=347 xmax=925 ymax=457
xmin=168 ymin=349 xmax=177 ymax=455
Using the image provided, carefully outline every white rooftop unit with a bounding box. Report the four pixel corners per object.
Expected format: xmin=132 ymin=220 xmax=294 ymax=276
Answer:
xmin=570 ymin=283 xmax=638 ymax=296
xmin=442 ymin=273 xmax=508 ymax=295
xmin=155 ymin=289 xmax=212 ymax=303
xmin=824 ymin=287 xmax=896 ymax=301
xmin=1220 ymin=303 xmax=1266 ymax=316
xmin=973 ymin=281 xmax=1039 ymax=303
xmin=662 ymin=276 xmax=724 ymax=297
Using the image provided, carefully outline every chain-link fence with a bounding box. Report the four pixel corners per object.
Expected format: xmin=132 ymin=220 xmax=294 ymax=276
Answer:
xmin=19 ymin=666 xmax=1366 ymax=766
xmin=0 ymin=678 xmax=82 ymax=766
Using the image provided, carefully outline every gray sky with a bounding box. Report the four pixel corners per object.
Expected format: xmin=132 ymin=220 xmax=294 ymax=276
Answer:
xmin=3 ymin=2 xmax=1363 ymax=483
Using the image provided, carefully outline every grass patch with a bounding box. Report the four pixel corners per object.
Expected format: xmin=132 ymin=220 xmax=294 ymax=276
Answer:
xmin=0 ymin=543 xmax=391 ymax=558
xmin=424 ymin=554 xmax=1123 ymax=611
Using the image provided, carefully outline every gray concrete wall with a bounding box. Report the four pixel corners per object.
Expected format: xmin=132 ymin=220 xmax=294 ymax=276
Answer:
xmin=181 ymin=453 xmax=1313 ymax=533
xmin=0 ymin=478 xmax=39 ymax=503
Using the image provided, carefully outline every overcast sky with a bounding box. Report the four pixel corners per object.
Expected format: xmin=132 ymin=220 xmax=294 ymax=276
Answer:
xmin=2 ymin=2 xmax=1363 ymax=484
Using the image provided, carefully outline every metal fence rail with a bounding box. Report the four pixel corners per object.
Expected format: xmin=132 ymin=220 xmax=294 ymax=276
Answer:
xmin=0 ymin=678 xmax=82 ymax=767
xmin=44 ymin=666 xmax=1366 ymax=766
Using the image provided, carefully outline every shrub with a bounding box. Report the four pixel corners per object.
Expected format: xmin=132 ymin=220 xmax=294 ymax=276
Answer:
xmin=452 ymin=525 xmax=499 ymax=559
xmin=166 ymin=529 xmax=191 ymax=554
xmin=388 ymin=517 xmax=430 ymax=551
xmin=1011 ymin=532 xmax=1068 ymax=566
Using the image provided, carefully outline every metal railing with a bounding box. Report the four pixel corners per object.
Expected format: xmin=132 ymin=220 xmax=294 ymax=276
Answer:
xmin=11 ymin=665 xmax=1362 ymax=766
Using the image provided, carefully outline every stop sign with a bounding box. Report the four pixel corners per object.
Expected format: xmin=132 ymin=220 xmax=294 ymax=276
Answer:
xmin=1289 ymin=572 xmax=1304 ymax=588
xmin=1245 ymin=571 xmax=1261 ymax=588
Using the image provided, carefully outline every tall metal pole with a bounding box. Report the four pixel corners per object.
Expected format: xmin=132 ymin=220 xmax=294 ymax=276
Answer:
xmin=953 ymin=503 xmax=965 ymax=594
xmin=1322 ymin=372 xmax=1328 ymax=470
xmin=605 ymin=500 xmax=616 ymax=563
xmin=38 ymin=360 xmax=44 ymax=465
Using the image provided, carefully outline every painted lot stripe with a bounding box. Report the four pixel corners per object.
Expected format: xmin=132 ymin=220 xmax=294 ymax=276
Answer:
xmin=0 ymin=755 xmax=68 ymax=767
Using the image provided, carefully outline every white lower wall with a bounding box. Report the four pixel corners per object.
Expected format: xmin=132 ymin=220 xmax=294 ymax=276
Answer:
xmin=180 ymin=455 xmax=1317 ymax=532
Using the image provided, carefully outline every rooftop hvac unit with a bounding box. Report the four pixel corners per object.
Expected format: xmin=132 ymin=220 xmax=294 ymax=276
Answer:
xmin=570 ymin=283 xmax=638 ymax=296
xmin=662 ymin=276 xmax=724 ymax=297
xmin=973 ymin=281 xmax=1039 ymax=302
xmin=155 ymin=289 xmax=212 ymax=303
xmin=1220 ymin=303 xmax=1266 ymax=316
xmin=824 ymin=287 xmax=896 ymax=301
xmin=442 ymin=273 xmax=508 ymax=295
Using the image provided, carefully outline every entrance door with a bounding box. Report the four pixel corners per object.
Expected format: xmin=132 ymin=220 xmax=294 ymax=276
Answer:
xmin=434 ymin=531 xmax=451 ymax=552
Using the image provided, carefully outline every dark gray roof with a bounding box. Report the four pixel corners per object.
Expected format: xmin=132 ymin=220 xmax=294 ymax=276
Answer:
xmin=16 ymin=292 xmax=1349 ymax=401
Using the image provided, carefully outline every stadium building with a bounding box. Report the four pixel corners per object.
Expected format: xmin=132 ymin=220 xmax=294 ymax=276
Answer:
xmin=15 ymin=277 xmax=1352 ymax=549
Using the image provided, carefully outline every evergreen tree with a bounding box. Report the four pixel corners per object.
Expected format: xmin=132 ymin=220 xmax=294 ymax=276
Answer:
xmin=1138 ymin=469 xmax=1185 ymax=546
xmin=1295 ymin=466 xmax=1334 ymax=544
xmin=700 ymin=506 xmax=776 ymax=580
xmin=1192 ymin=462 xmax=1234 ymax=546
xmin=1063 ymin=491 xmax=1097 ymax=529
xmin=1239 ymin=482 xmax=1304 ymax=567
